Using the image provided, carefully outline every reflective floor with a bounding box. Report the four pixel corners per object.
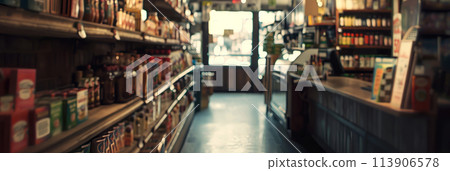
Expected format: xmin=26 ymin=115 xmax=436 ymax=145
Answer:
xmin=180 ymin=93 xmax=300 ymax=153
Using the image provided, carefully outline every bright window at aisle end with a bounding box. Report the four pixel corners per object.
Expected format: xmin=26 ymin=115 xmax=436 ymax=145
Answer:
xmin=208 ymin=11 xmax=253 ymax=66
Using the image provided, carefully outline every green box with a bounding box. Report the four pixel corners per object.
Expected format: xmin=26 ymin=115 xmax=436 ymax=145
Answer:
xmin=38 ymin=98 xmax=63 ymax=136
xmin=62 ymin=96 xmax=78 ymax=130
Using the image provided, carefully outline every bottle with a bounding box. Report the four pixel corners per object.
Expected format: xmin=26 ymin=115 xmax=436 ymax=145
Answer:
xmin=355 ymin=33 xmax=359 ymax=45
xmin=364 ymin=34 xmax=369 ymax=45
xmin=377 ymin=16 xmax=381 ymax=27
xmin=382 ymin=17 xmax=386 ymax=27
xmin=366 ymin=17 xmax=371 ymax=27
xmin=351 ymin=33 xmax=355 ymax=45
xmin=359 ymin=34 xmax=364 ymax=45
xmin=340 ymin=15 xmax=344 ymax=27
xmin=371 ymin=15 xmax=376 ymax=27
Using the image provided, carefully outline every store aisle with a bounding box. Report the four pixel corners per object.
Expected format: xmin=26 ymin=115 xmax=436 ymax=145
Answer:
xmin=180 ymin=93 xmax=300 ymax=153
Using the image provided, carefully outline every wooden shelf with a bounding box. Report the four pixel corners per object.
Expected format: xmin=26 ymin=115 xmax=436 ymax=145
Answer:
xmin=308 ymin=22 xmax=336 ymax=27
xmin=0 ymin=5 xmax=185 ymax=45
xmin=344 ymin=67 xmax=374 ymax=73
xmin=130 ymin=83 xmax=195 ymax=153
xmin=166 ymin=102 xmax=195 ymax=153
xmin=144 ymin=0 xmax=193 ymax=24
xmin=340 ymin=27 xmax=391 ymax=31
xmin=422 ymin=3 xmax=450 ymax=12
xmin=342 ymin=9 xmax=392 ymax=13
xmin=145 ymin=66 xmax=194 ymax=103
xmin=22 ymin=97 xmax=143 ymax=153
xmin=339 ymin=45 xmax=392 ymax=49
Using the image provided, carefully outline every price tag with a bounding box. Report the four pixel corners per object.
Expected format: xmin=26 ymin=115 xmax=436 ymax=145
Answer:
xmin=112 ymin=29 xmax=121 ymax=41
xmin=76 ymin=22 xmax=86 ymax=39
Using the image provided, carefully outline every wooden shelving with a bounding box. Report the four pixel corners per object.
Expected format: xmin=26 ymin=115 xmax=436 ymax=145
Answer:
xmin=339 ymin=45 xmax=392 ymax=49
xmin=128 ymin=82 xmax=195 ymax=153
xmin=22 ymin=97 xmax=143 ymax=153
xmin=0 ymin=5 xmax=186 ymax=45
xmin=340 ymin=27 xmax=391 ymax=31
xmin=342 ymin=9 xmax=392 ymax=13
xmin=144 ymin=0 xmax=194 ymax=24
xmin=344 ymin=67 xmax=374 ymax=73
xmin=145 ymin=66 xmax=195 ymax=103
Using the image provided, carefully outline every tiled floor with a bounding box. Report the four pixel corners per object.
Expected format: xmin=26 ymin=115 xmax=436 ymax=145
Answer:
xmin=180 ymin=93 xmax=300 ymax=153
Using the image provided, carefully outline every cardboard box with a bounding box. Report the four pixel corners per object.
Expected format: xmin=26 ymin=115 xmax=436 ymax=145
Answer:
xmin=0 ymin=95 xmax=14 ymax=112
xmin=37 ymin=98 xmax=63 ymax=136
xmin=0 ymin=110 xmax=29 ymax=153
xmin=9 ymin=69 xmax=36 ymax=111
xmin=69 ymin=88 xmax=88 ymax=124
xmin=29 ymin=106 xmax=51 ymax=145
xmin=62 ymin=96 xmax=78 ymax=130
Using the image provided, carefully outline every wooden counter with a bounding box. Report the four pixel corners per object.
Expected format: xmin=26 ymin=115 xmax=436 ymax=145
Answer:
xmin=288 ymin=75 xmax=439 ymax=152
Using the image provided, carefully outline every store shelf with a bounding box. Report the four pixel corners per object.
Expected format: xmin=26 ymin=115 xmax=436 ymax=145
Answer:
xmin=344 ymin=67 xmax=374 ymax=73
xmin=0 ymin=5 xmax=187 ymax=45
xmin=339 ymin=45 xmax=392 ymax=49
xmin=0 ymin=6 xmax=78 ymax=38
xmin=308 ymin=22 xmax=336 ymax=27
xmin=340 ymin=27 xmax=391 ymax=31
xmin=144 ymin=0 xmax=193 ymax=24
xmin=22 ymin=97 xmax=143 ymax=153
xmin=422 ymin=3 xmax=450 ymax=12
xmin=166 ymin=102 xmax=195 ymax=153
xmin=120 ymin=141 xmax=141 ymax=153
xmin=166 ymin=38 xmax=181 ymax=45
xmin=145 ymin=66 xmax=194 ymax=103
xmin=342 ymin=9 xmax=392 ymax=13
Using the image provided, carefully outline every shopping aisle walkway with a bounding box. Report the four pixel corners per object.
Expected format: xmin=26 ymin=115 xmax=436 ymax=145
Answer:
xmin=180 ymin=93 xmax=300 ymax=153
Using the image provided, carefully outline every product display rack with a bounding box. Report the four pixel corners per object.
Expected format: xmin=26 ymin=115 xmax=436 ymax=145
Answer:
xmin=144 ymin=0 xmax=195 ymax=24
xmin=21 ymin=97 xmax=143 ymax=153
xmin=336 ymin=8 xmax=393 ymax=80
xmin=0 ymin=5 xmax=188 ymax=45
xmin=19 ymin=64 xmax=195 ymax=153
xmin=126 ymin=81 xmax=195 ymax=153
xmin=145 ymin=66 xmax=195 ymax=104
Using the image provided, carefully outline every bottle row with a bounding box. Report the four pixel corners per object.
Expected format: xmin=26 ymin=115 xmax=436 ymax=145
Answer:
xmin=339 ymin=54 xmax=391 ymax=68
xmin=339 ymin=33 xmax=392 ymax=46
xmin=339 ymin=15 xmax=392 ymax=28
xmin=0 ymin=0 xmax=191 ymax=40
xmin=74 ymin=91 xmax=193 ymax=153
xmin=337 ymin=0 xmax=392 ymax=10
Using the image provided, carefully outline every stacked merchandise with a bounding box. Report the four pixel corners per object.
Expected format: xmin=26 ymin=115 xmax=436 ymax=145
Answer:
xmin=0 ymin=69 xmax=36 ymax=152
xmin=340 ymin=14 xmax=392 ymax=27
xmin=339 ymin=32 xmax=392 ymax=47
xmin=0 ymin=0 xmax=192 ymax=42
xmin=73 ymin=79 xmax=193 ymax=153
xmin=0 ymin=48 xmax=193 ymax=152
xmin=337 ymin=0 xmax=392 ymax=10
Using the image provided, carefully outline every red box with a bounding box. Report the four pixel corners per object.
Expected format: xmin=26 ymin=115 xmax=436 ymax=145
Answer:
xmin=9 ymin=69 xmax=36 ymax=111
xmin=0 ymin=110 xmax=29 ymax=153
xmin=29 ymin=106 xmax=51 ymax=145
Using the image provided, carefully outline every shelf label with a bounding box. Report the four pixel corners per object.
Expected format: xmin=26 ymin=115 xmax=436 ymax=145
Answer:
xmin=76 ymin=22 xmax=86 ymax=39
xmin=112 ymin=29 xmax=121 ymax=41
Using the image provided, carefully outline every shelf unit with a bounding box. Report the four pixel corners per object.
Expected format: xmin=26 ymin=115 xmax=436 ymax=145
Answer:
xmin=125 ymin=81 xmax=195 ymax=153
xmin=145 ymin=66 xmax=195 ymax=103
xmin=338 ymin=45 xmax=392 ymax=49
xmin=22 ymin=97 xmax=143 ymax=153
xmin=144 ymin=0 xmax=194 ymax=24
xmin=340 ymin=27 xmax=392 ymax=31
xmin=20 ymin=65 xmax=195 ymax=153
xmin=344 ymin=67 xmax=374 ymax=73
xmin=336 ymin=8 xmax=393 ymax=81
xmin=0 ymin=5 xmax=185 ymax=45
